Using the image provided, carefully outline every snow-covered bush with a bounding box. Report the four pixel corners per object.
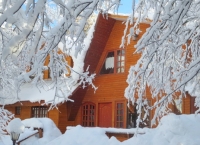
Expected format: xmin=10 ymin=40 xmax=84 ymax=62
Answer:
xmin=0 ymin=107 xmax=14 ymax=135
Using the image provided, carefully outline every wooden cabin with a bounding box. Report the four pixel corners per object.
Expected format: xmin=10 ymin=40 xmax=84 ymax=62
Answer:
xmin=5 ymin=14 xmax=197 ymax=138
xmin=67 ymin=14 xmax=197 ymax=129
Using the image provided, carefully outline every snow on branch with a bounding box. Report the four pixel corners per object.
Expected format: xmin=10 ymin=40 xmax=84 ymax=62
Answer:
xmin=124 ymin=0 xmax=200 ymax=127
xmin=0 ymin=0 xmax=120 ymax=108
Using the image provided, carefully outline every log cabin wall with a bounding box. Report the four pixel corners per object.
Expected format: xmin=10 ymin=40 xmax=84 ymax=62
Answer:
xmin=171 ymin=92 xmax=192 ymax=115
xmin=182 ymin=93 xmax=192 ymax=114
xmin=5 ymin=106 xmax=32 ymax=120
xmin=48 ymin=108 xmax=59 ymax=127
xmin=5 ymin=105 xmax=61 ymax=130
xmin=75 ymin=18 xmax=151 ymax=128
xmin=58 ymin=102 xmax=76 ymax=133
xmin=182 ymin=97 xmax=190 ymax=114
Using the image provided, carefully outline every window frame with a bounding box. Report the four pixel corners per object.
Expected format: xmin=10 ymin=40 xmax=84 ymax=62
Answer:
xmin=116 ymin=49 xmax=125 ymax=73
xmin=15 ymin=106 xmax=21 ymax=115
xmin=99 ymin=49 xmax=125 ymax=75
xmin=126 ymin=100 xmax=151 ymax=128
xmin=81 ymin=102 xmax=96 ymax=127
xmin=127 ymin=103 xmax=137 ymax=128
xmin=31 ymin=106 xmax=48 ymax=118
xmin=115 ymin=101 xmax=126 ymax=128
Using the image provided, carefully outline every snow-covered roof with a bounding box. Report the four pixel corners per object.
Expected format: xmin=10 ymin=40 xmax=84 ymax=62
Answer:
xmin=2 ymin=18 xmax=96 ymax=106
xmin=108 ymin=12 xmax=153 ymax=23
xmin=3 ymin=80 xmax=79 ymax=105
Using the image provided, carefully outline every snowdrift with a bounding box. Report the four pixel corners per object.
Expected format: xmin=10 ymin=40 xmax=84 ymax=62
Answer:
xmin=48 ymin=113 xmax=200 ymax=145
xmin=124 ymin=113 xmax=200 ymax=145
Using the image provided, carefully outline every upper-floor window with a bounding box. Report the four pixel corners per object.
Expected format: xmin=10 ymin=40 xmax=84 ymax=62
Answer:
xmin=31 ymin=106 xmax=48 ymax=118
xmin=100 ymin=50 xmax=125 ymax=74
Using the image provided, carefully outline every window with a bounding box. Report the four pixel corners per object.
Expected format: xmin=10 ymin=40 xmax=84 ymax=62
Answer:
xmin=127 ymin=101 xmax=151 ymax=128
xmin=100 ymin=50 xmax=125 ymax=74
xmin=127 ymin=104 xmax=137 ymax=128
xmin=15 ymin=106 xmax=21 ymax=115
xmin=31 ymin=106 xmax=48 ymax=118
xmin=82 ymin=102 xmax=95 ymax=127
xmin=116 ymin=50 xmax=125 ymax=73
xmin=115 ymin=102 xmax=124 ymax=128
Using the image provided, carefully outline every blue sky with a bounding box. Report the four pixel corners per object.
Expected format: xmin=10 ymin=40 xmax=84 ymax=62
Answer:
xmin=118 ymin=0 xmax=138 ymax=14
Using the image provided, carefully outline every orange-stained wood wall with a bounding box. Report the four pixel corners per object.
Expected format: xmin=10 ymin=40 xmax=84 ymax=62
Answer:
xmin=5 ymin=103 xmax=67 ymax=133
xmin=74 ymin=17 xmax=193 ymax=128
xmin=74 ymin=20 xmax=153 ymax=127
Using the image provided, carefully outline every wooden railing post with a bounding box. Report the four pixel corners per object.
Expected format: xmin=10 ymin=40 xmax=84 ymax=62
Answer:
xmin=38 ymin=128 xmax=43 ymax=138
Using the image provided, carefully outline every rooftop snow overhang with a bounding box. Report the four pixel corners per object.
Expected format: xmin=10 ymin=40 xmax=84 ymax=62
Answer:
xmin=108 ymin=13 xmax=152 ymax=24
xmin=2 ymin=80 xmax=79 ymax=106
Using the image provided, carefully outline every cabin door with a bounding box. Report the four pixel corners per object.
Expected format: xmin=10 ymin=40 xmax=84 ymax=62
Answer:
xmin=98 ymin=102 xmax=112 ymax=127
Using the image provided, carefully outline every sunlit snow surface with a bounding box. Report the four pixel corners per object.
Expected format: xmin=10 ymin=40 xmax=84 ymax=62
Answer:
xmin=48 ymin=114 xmax=200 ymax=145
xmin=0 ymin=114 xmax=200 ymax=145
xmin=22 ymin=118 xmax=62 ymax=144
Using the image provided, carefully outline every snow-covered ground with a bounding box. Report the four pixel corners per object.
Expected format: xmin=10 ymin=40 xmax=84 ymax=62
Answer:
xmin=48 ymin=113 xmax=200 ymax=145
xmin=1 ymin=114 xmax=200 ymax=145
